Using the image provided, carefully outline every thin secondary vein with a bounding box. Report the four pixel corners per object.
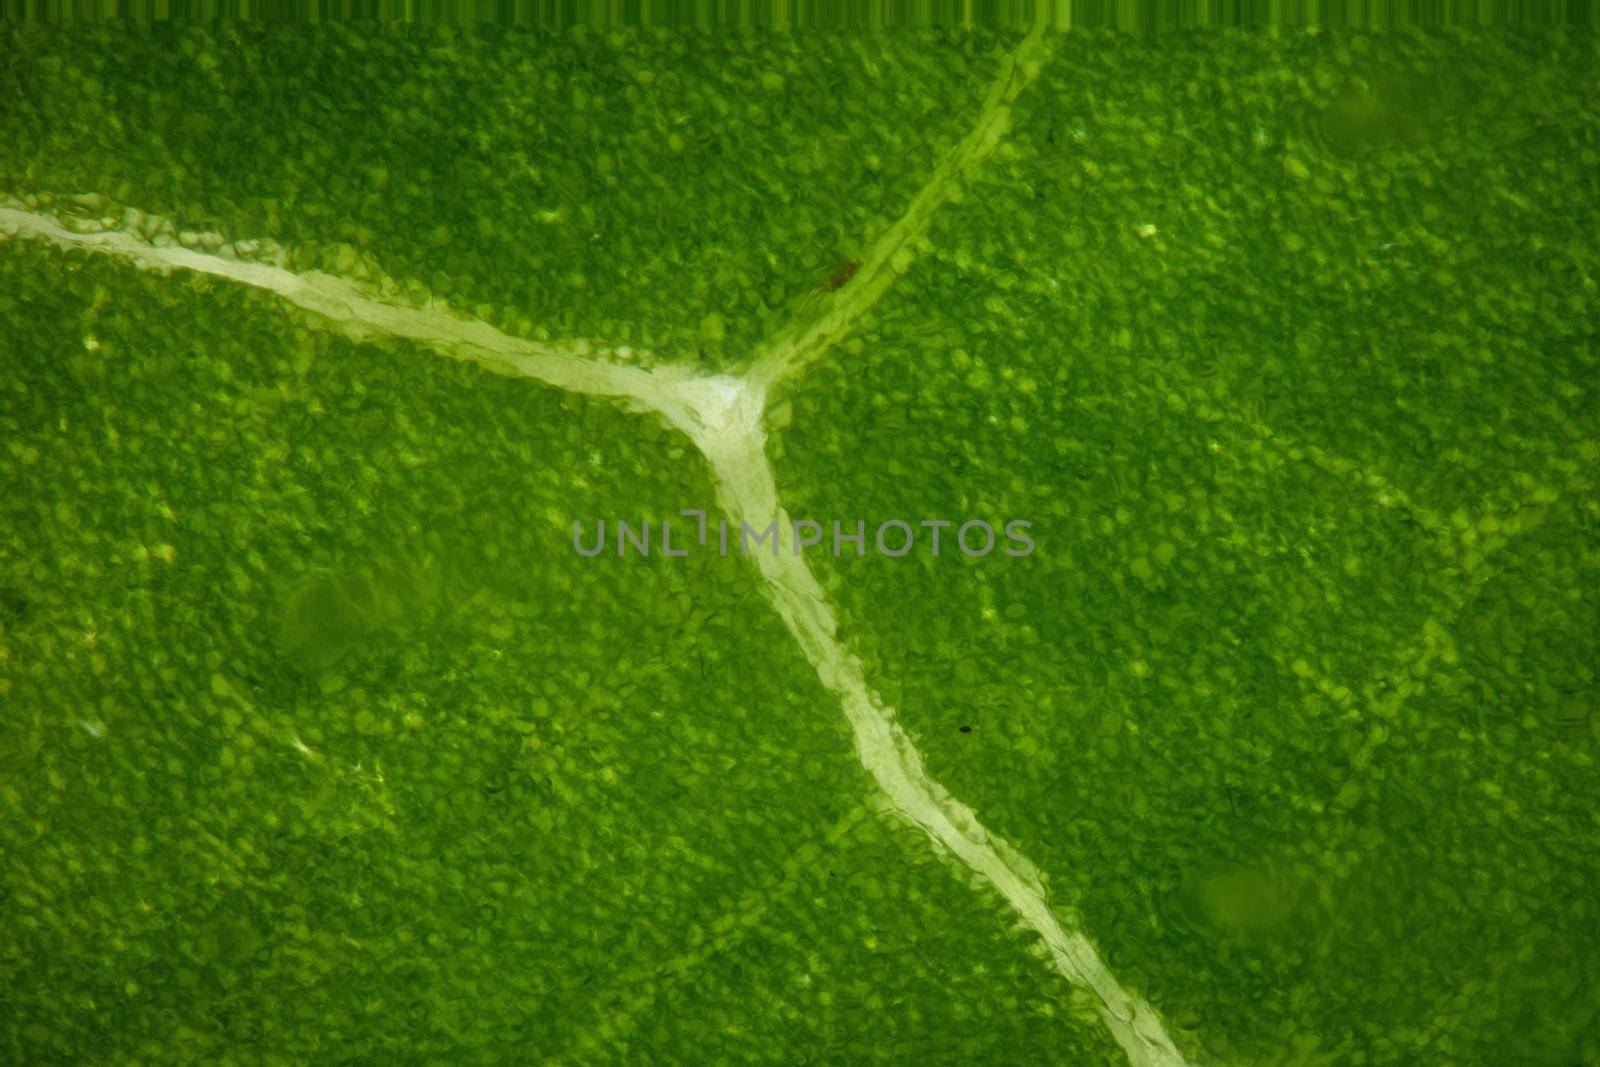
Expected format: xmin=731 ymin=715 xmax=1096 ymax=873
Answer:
xmin=1322 ymin=468 xmax=1597 ymax=815
xmin=563 ymin=803 xmax=873 ymax=1062
xmin=745 ymin=23 xmax=1055 ymax=401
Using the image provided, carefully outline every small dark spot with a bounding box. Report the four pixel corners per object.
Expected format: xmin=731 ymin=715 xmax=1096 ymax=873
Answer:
xmin=826 ymin=259 xmax=860 ymax=291
xmin=959 ymin=725 xmax=972 ymax=734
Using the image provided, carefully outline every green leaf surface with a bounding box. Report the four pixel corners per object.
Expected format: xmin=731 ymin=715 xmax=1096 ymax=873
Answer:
xmin=2 ymin=20 xmax=1597 ymax=1067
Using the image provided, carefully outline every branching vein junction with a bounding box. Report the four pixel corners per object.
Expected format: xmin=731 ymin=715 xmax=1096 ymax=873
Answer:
xmin=0 ymin=23 xmax=1191 ymax=1066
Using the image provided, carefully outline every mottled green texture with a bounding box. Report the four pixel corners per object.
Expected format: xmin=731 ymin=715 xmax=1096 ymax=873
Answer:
xmin=0 ymin=22 xmax=1004 ymax=370
xmin=0 ymin=239 xmax=1128 ymax=1064
xmin=2 ymin=20 xmax=1598 ymax=1067
xmin=771 ymin=27 xmax=1599 ymax=1067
